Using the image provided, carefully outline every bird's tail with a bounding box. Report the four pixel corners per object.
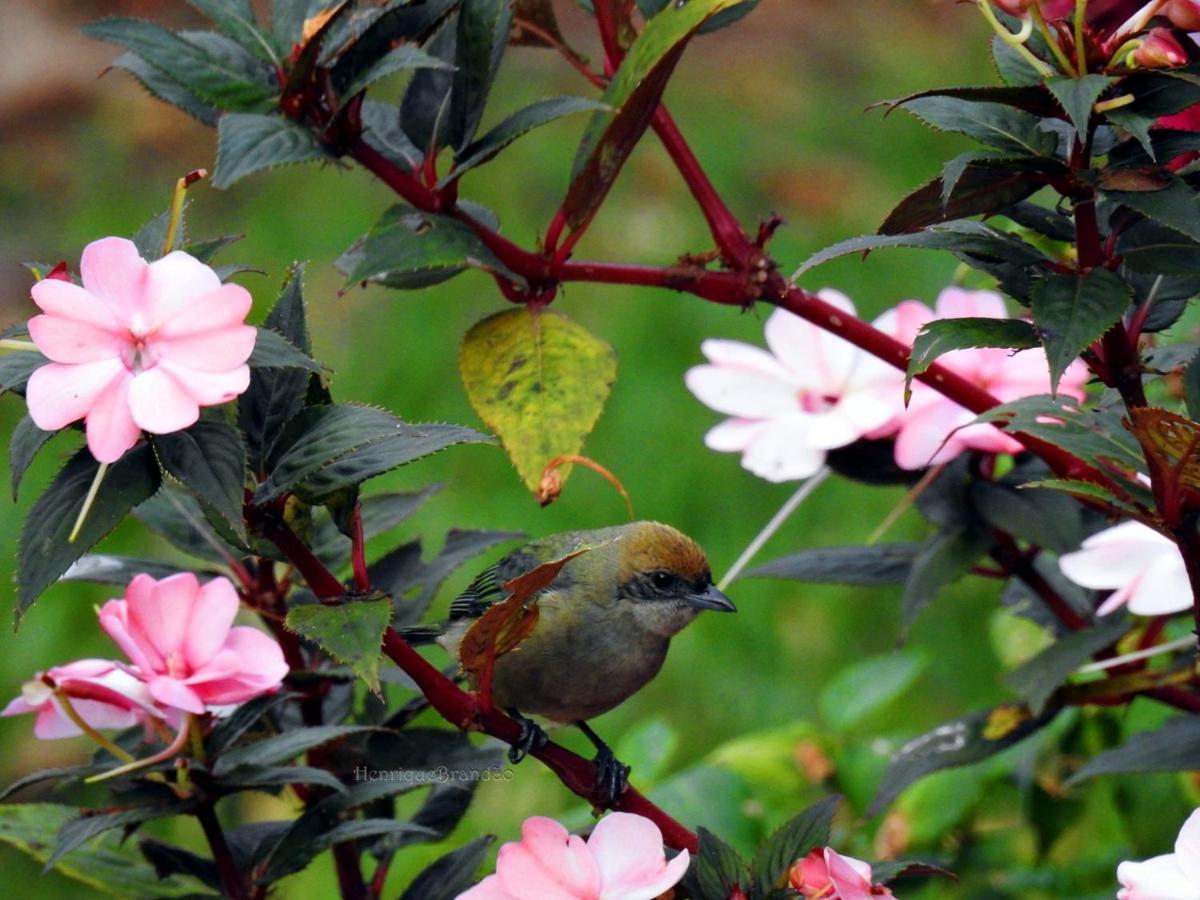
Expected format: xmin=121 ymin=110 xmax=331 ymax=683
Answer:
xmin=393 ymin=624 xmax=444 ymax=646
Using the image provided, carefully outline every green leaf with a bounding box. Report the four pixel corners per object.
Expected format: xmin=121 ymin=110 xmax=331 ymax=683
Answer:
xmin=153 ymin=419 xmax=247 ymax=541
xmin=328 ymin=0 xmax=458 ymax=100
xmin=869 ymin=704 xmax=1057 ymax=814
xmin=240 ymin=264 xmax=312 ymax=473
xmin=286 ymin=596 xmax=392 ymax=692
xmin=992 ymin=34 xmax=1042 ymax=86
xmin=968 ymin=478 xmax=1084 ymax=553
xmin=399 ymin=18 xmax=457 ymax=154
xmin=1187 ymin=349 xmax=1200 ymax=421
xmin=445 ymin=96 xmax=609 ymax=183
xmin=1118 ymin=221 xmax=1200 ymax=275
xmin=451 ymin=0 xmax=513 ymax=150
xmin=902 ymin=527 xmax=987 ymax=630
xmin=361 ymin=99 xmax=423 ymax=169
xmin=749 ymin=796 xmax=839 ymax=898
xmin=186 ymin=0 xmax=279 ymax=64
xmin=1019 ymin=477 xmax=1124 ymax=507
xmin=1003 ymin=616 xmax=1128 ymax=713
xmin=312 ymin=486 xmax=441 ymax=564
xmin=820 ymin=650 xmax=930 ymax=732
xmin=1067 ymin=715 xmax=1200 ymax=785
xmin=687 ymin=827 xmax=749 ymax=900
xmin=213 ymin=112 xmax=333 ymax=189
xmin=337 ymin=204 xmax=525 ymax=289
xmin=744 ymin=543 xmax=921 ymax=586
xmin=1105 ymin=176 xmax=1200 ymax=243
xmin=0 ymin=804 xmax=207 ymax=898
xmin=0 ymin=348 xmax=48 ymax=396
xmin=254 ymin=404 xmax=489 ymax=503
xmin=113 ymin=51 xmax=219 ymax=125
xmin=17 ymin=445 xmax=161 ymax=622
xmin=880 ymin=160 xmax=1055 ymax=235
xmin=907 ymin=317 xmax=1038 ymax=390
xmin=83 ymin=19 xmax=276 ymax=111
xmin=340 ymin=44 xmax=451 ymax=103
xmin=1046 ymin=75 xmax=1115 ymax=137
xmin=562 ymin=0 xmax=745 ymax=231
xmin=61 ymin=554 xmax=204 ymax=585
xmin=215 ymin=764 xmax=347 ymax=793
xmin=9 ymin=415 xmax=54 ymax=500
xmin=51 ymin=802 xmax=194 ymax=867
xmin=206 ymin=693 xmax=295 ymax=756
xmin=399 ymin=836 xmax=495 ymax=900
xmin=1029 ymin=268 xmax=1132 ymax=394
xmin=899 ymin=96 xmax=1058 ymax=156
xmin=213 ymin=725 xmax=378 ymax=776
xmin=459 ymin=307 xmax=618 ymax=496
xmin=134 ymin=486 xmax=238 ymax=565
xmin=247 ymin=328 xmax=321 ymax=371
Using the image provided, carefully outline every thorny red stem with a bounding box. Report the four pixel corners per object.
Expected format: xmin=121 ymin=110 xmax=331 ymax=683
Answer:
xmin=349 ymin=505 xmax=371 ymax=593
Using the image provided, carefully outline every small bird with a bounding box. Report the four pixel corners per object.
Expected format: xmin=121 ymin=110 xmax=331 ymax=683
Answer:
xmin=398 ymin=521 xmax=735 ymax=801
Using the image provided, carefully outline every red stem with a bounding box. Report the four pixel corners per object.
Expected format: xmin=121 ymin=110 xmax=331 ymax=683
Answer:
xmin=196 ymin=804 xmax=250 ymax=900
xmin=261 ymin=519 xmax=345 ymax=600
xmin=349 ymin=505 xmax=371 ymax=592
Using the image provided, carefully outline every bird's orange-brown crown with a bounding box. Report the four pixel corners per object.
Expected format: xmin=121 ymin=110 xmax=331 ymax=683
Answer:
xmin=617 ymin=522 xmax=711 ymax=582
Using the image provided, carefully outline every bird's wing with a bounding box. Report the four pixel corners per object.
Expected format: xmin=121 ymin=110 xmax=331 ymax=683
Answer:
xmin=448 ymin=561 xmax=506 ymax=621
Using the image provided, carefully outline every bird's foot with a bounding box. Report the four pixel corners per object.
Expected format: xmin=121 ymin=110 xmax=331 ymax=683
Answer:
xmin=592 ymin=745 xmax=631 ymax=806
xmin=506 ymin=709 xmax=548 ymax=764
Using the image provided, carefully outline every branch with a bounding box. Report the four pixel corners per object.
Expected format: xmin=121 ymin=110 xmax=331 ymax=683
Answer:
xmin=196 ymin=804 xmax=251 ymax=900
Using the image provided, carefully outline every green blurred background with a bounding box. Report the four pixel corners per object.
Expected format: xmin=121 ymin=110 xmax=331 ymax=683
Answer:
xmin=1 ymin=1 xmax=1191 ymax=896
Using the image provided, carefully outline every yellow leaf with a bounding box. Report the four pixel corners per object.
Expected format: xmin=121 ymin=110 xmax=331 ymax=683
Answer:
xmin=983 ymin=703 xmax=1032 ymax=741
xmin=460 ymin=307 xmax=618 ymax=496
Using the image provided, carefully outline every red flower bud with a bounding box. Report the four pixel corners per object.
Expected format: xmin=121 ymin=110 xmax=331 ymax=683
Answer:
xmin=1134 ymin=27 xmax=1189 ymax=67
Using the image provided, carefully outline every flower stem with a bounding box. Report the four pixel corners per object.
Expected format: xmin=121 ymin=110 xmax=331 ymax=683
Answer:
xmin=0 ymin=339 xmax=39 ymax=352
xmin=1076 ymin=634 xmax=1198 ymax=674
xmin=867 ymin=463 xmax=948 ymax=545
xmin=718 ymin=467 xmax=830 ymax=592
xmin=1073 ymin=0 xmax=1089 ymax=75
xmin=1112 ymin=0 xmax=1169 ymax=41
xmin=86 ymin=714 xmax=192 ymax=783
xmin=162 ymin=169 xmax=207 ymax=257
xmin=978 ymin=1 xmax=1056 ymax=77
xmin=69 ymin=461 xmax=108 ymax=543
xmin=54 ymin=692 xmax=136 ymax=763
xmin=1029 ymin=3 xmax=1078 ymax=75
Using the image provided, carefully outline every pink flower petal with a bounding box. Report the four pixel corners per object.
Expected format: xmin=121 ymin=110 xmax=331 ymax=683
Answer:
xmin=948 ymin=421 xmax=1024 ymax=458
xmin=824 ymin=849 xmax=875 ymax=900
xmin=1059 ymin=522 xmax=1178 ymax=590
xmin=79 ymin=237 xmax=149 ymax=322
xmin=704 ymin=418 xmax=767 ymax=453
xmin=30 ymin=277 xmax=122 ymax=331
xmin=1128 ymin=555 xmax=1193 ymax=616
xmin=84 ymin=371 xmax=142 ymax=463
xmin=685 ymin=364 xmax=797 ymax=419
xmin=156 ymin=283 xmax=253 ymax=341
xmin=495 ymin=817 xmax=600 ymax=900
xmin=156 ymin=360 xmax=251 ymax=406
xmin=128 ymin=366 xmax=201 ymax=433
xmin=155 ymin=322 xmax=257 ymax=373
xmin=764 ymin=293 xmax=859 ymax=391
xmin=587 ymin=812 xmax=689 ymax=900
xmin=182 ymin=577 xmax=240 ymax=670
xmin=874 ymin=300 xmax=932 ymax=345
xmin=28 ymin=313 xmax=126 ymax=364
xmin=144 ymin=251 xmax=224 ymax=327
xmin=1176 ymin=810 xmax=1200 ymax=883
xmin=148 ymin=676 xmax=206 ymax=714
xmin=458 ymin=875 xmax=522 ymax=900
xmin=99 ymin=593 xmax=160 ymax=672
xmin=1117 ymin=855 xmax=1200 ymax=899
xmin=892 ymin=400 xmax=971 ymax=469
xmin=699 ymin=339 xmax=793 ymax=382
xmin=934 ymin=286 xmax=1007 ymax=319
xmin=25 ymin=358 xmax=125 ymax=431
xmin=741 ymin=417 xmax=827 ymax=482
xmin=128 ymin=572 xmax=200 ymax=662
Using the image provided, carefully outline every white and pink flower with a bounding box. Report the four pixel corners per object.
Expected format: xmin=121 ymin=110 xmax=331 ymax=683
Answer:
xmin=1059 ymin=520 xmax=1191 ymax=615
xmin=25 ymin=236 xmax=255 ymax=463
xmin=789 ymin=847 xmax=896 ymax=899
xmin=458 ymin=813 xmax=690 ymax=900
xmin=1 ymin=658 xmax=160 ymax=740
xmin=1117 ymin=808 xmax=1200 ymax=899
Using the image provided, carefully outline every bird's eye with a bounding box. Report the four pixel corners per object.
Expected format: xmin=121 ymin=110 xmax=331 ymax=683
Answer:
xmin=650 ymin=571 xmax=674 ymax=591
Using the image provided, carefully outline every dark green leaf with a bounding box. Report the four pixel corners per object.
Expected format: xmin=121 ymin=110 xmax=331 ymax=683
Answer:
xmin=1029 ymin=268 xmax=1132 ymax=393
xmin=206 ymin=693 xmax=295 ymax=756
xmin=750 ymin=796 xmax=839 ymax=898
xmin=286 ymin=596 xmax=391 ymax=692
xmin=329 ymin=0 xmax=458 ymax=99
xmin=9 ymin=415 xmax=54 ymax=500
xmin=240 ymin=264 xmax=311 ymax=473
xmin=450 ymin=0 xmax=513 ymax=150
xmin=186 ymin=0 xmax=278 ymax=64
xmin=17 ymin=445 xmax=161 ymax=622
xmin=1003 ymin=616 xmax=1128 ymax=713
xmin=362 ymin=99 xmax=423 ymax=169
xmin=260 ymin=819 xmax=437 ymax=883
xmin=563 ymin=0 xmax=746 ymax=231
xmin=138 ymin=838 xmax=219 ymax=891
xmin=686 ymin=827 xmax=748 ymax=900
xmin=1118 ymin=221 xmax=1200 ymax=275
xmin=0 ymin=766 xmax=91 ymax=803
xmin=216 ymin=765 xmax=347 ymax=793
xmin=902 ymin=527 xmax=987 ymax=630
xmin=213 ymin=113 xmax=333 ymax=189
xmin=445 ymin=96 xmax=608 ymax=183
xmin=213 ymin=725 xmax=378 ymax=776
xmin=969 ymin=479 xmax=1083 ymax=553
xmin=1106 ymin=176 xmax=1200 ymax=243
xmin=1046 ymin=75 xmax=1115 ymax=137
xmin=972 ymin=395 xmax=1144 ymax=471
xmin=337 ymin=204 xmax=525 ymax=289
xmin=271 ymin=0 xmax=331 ymax=50
xmin=254 ymin=404 xmax=488 ymax=503
xmin=796 ymin=220 xmax=1046 ymax=276
xmin=133 ymin=486 xmax=238 ymax=564
xmin=908 ymin=317 xmax=1038 ymax=389
xmin=341 ymin=45 xmax=452 ymax=104
xmin=153 ymin=420 xmax=247 ymax=540
xmin=311 ymin=486 xmax=441 ymax=565
xmin=61 ymin=554 xmax=204 ymax=585
xmin=1002 ymin=200 xmax=1074 ymax=241
xmin=697 ymin=0 xmax=759 ymax=32
xmin=83 ymin=19 xmax=276 ymax=111
xmin=131 ymin=205 xmax=186 ymax=259
xmin=1068 ymin=715 xmax=1200 ymax=785
xmin=51 ymin=801 xmax=194 ymax=866
xmin=744 ymin=543 xmax=921 ymax=586
xmin=113 ymin=51 xmax=219 ymax=125
xmin=870 ymin=704 xmax=1057 ymax=814
xmin=886 ymin=84 xmax=1061 ymax=118
xmin=400 ymin=835 xmax=495 ymax=900
xmin=880 ymin=161 xmax=1054 ymax=235
xmin=0 ymin=348 xmax=47 ymax=396
xmin=247 ymin=328 xmax=321 ymax=371
xmin=1001 ymin=559 xmax=1095 ymax=637
xmin=899 ymin=96 xmax=1057 ymax=156
xmin=992 ymin=34 xmax=1042 ymax=86
xmin=1122 ymin=68 xmax=1200 ymax=119
xmin=399 ymin=17 xmax=457 ymax=153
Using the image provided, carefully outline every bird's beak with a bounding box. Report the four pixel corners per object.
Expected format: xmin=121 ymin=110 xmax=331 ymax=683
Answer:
xmin=686 ymin=585 xmax=736 ymax=612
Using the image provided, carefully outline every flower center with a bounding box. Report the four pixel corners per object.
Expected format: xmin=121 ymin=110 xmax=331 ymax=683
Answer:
xmin=798 ymin=391 xmax=840 ymax=414
xmin=164 ymin=652 xmax=190 ymax=679
xmin=120 ymin=332 xmax=158 ymax=374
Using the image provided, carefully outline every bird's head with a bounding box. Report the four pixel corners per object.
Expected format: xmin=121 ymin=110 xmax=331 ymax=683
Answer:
xmin=611 ymin=522 xmax=735 ymax=637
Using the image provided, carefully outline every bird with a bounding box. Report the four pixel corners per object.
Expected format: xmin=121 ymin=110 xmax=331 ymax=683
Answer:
xmin=397 ymin=521 xmax=736 ymax=802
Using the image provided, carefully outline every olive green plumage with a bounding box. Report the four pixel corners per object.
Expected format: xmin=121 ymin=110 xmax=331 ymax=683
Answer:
xmin=401 ymin=521 xmax=735 ymax=724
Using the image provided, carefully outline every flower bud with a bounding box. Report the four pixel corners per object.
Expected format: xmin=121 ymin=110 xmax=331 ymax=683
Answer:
xmin=1166 ymin=0 xmax=1200 ymax=30
xmin=1134 ymin=27 xmax=1189 ymax=67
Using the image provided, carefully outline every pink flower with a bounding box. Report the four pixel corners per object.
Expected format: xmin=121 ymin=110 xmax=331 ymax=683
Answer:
xmin=1058 ymin=520 xmax=1190 ymax=615
xmin=685 ymin=290 xmax=898 ymax=482
xmin=1117 ymin=808 xmax=1200 ymax=899
xmin=25 ymin=236 xmax=255 ymax=463
xmin=98 ymin=573 xmax=288 ymax=714
xmin=1134 ymin=27 xmax=1189 ymax=66
xmin=788 ymin=848 xmax=896 ymax=900
xmin=874 ymin=287 xmax=1088 ymax=470
xmin=1166 ymin=0 xmax=1200 ymax=30
xmin=1 ymin=658 xmax=160 ymax=740
xmin=458 ymin=813 xmax=690 ymax=900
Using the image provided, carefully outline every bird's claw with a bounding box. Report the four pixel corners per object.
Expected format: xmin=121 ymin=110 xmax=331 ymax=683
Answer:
xmin=592 ymin=746 xmax=631 ymax=805
xmin=507 ymin=709 xmax=548 ymax=764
